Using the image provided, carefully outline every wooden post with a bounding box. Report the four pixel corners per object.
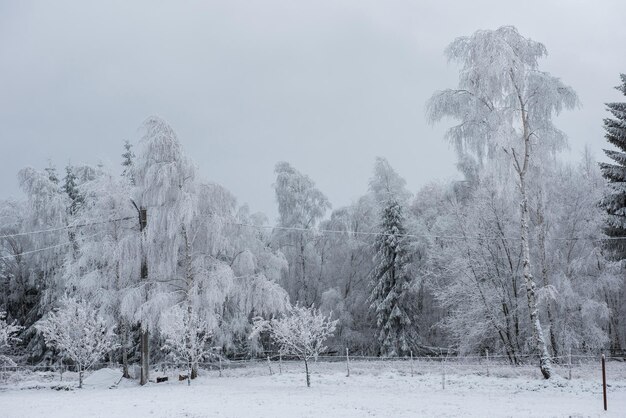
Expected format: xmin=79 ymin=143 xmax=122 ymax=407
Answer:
xmin=441 ymin=348 xmax=445 ymax=390
xmin=267 ymin=355 xmax=273 ymax=376
xmin=410 ymin=351 xmax=414 ymax=377
xmin=346 ymin=348 xmax=350 ymax=377
xmin=486 ymin=349 xmax=490 ymax=377
xmin=568 ymin=348 xmax=572 ymax=380
xmin=139 ymin=207 xmax=150 ymax=386
xmin=279 ymin=353 xmax=282 ymax=375
xmin=602 ymin=354 xmax=607 ymax=411
xmin=219 ymin=351 xmax=223 ymax=377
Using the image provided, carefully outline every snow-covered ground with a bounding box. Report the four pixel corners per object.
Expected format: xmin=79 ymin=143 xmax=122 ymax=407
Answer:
xmin=1 ymin=360 xmax=624 ymax=417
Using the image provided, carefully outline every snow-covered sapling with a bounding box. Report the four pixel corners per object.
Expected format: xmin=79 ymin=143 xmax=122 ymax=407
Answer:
xmin=252 ymin=304 xmax=337 ymax=387
xmin=36 ymin=297 xmax=119 ymax=388
xmin=159 ymin=305 xmax=213 ymax=385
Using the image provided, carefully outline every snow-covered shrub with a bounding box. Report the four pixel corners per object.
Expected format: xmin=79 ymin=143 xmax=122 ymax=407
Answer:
xmin=252 ymin=304 xmax=337 ymax=387
xmin=160 ymin=305 xmax=213 ymax=385
xmin=0 ymin=312 xmax=22 ymax=366
xmin=36 ymin=297 xmax=118 ymax=388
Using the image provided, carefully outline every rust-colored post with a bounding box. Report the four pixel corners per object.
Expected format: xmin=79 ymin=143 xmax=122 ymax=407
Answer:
xmin=602 ymin=354 xmax=607 ymax=411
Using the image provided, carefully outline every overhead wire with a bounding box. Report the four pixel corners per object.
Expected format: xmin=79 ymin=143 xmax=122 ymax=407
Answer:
xmin=0 ymin=216 xmax=135 ymax=239
xmin=228 ymin=222 xmax=626 ymax=242
xmin=0 ymin=230 xmax=106 ymax=260
xmin=0 ymin=214 xmax=623 ymax=249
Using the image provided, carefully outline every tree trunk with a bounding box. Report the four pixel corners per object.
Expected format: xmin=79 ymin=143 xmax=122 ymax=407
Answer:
xmin=78 ymin=364 xmax=83 ymax=389
xmin=537 ymin=194 xmax=558 ymax=359
xmin=300 ymin=234 xmax=307 ymax=305
xmin=304 ymin=358 xmax=310 ymax=387
xmin=121 ymin=321 xmax=130 ymax=379
xmin=140 ymin=327 xmax=150 ymax=385
xmin=520 ymin=172 xmax=552 ymax=379
xmin=514 ymin=91 xmax=552 ymax=379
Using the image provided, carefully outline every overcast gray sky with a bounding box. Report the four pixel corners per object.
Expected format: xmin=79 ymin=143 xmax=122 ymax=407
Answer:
xmin=1 ymin=0 xmax=625 ymax=218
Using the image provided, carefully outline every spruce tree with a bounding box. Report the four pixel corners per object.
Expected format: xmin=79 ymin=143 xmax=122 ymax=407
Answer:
xmin=599 ymin=74 xmax=626 ymax=353
xmin=368 ymin=199 xmax=413 ymax=357
xmin=600 ymin=74 xmax=626 ymax=255
xmin=121 ymin=140 xmax=135 ymax=184
xmin=63 ymin=165 xmax=83 ymax=215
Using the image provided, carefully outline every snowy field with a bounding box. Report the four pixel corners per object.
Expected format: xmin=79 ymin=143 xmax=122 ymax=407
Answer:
xmin=1 ymin=360 xmax=625 ymax=418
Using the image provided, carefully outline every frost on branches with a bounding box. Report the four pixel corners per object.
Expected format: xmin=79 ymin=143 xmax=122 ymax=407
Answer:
xmin=252 ymin=304 xmax=337 ymax=387
xmin=160 ymin=305 xmax=214 ymax=385
xmin=368 ymin=200 xmax=414 ymax=357
xmin=0 ymin=312 xmax=22 ymax=366
xmin=427 ymin=25 xmax=578 ymax=379
xmin=36 ymin=297 xmax=119 ymax=388
xmin=599 ymin=73 xmax=626 ymax=354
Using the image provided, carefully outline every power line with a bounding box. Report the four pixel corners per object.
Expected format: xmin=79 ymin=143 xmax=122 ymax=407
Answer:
xmin=0 ymin=231 xmax=105 ymax=260
xmin=0 ymin=216 xmax=621 ymax=244
xmin=229 ymin=222 xmax=625 ymax=242
xmin=0 ymin=216 xmax=135 ymax=239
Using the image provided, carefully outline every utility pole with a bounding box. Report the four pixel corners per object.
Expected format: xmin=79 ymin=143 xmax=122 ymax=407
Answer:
xmin=132 ymin=199 xmax=150 ymax=386
xmin=139 ymin=207 xmax=149 ymax=385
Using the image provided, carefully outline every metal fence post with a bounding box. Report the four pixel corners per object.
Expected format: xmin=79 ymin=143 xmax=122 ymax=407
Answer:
xmin=602 ymin=354 xmax=607 ymax=411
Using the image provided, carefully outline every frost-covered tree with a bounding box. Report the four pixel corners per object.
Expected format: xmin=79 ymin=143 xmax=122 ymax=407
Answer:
xmin=273 ymin=162 xmax=330 ymax=305
xmin=598 ymin=73 xmax=626 ymax=352
xmin=368 ymin=200 xmax=414 ymax=357
xmin=9 ymin=166 xmax=69 ymax=359
xmin=121 ymin=140 xmax=135 ymax=183
xmin=160 ymin=304 xmax=213 ymax=384
xmin=427 ymin=26 xmax=578 ymax=378
xmin=63 ymin=165 xmax=83 ymax=216
xmin=316 ymin=196 xmax=378 ymax=353
xmin=252 ymin=304 xmax=337 ymax=387
xmin=36 ymin=297 xmax=118 ymax=388
xmin=369 ymin=157 xmax=411 ymax=206
xmin=219 ymin=204 xmax=290 ymax=354
xmin=63 ymin=169 xmax=140 ymax=377
xmin=542 ymin=157 xmax=614 ymax=355
xmin=0 ymin=312 xmax=22 ymax=366
xmin=367 ymin=158 xmax=418 ymax=357
xmin=129 ymin=116 xmax=198 ymax=384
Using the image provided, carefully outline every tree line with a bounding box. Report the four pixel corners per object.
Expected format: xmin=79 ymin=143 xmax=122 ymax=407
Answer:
xmin=1 ymin=26 xmax=625 ymax=381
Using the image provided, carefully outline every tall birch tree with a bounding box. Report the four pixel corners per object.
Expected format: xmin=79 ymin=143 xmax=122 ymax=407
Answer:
xmin=427 ymin=26 xmax=578 ymax=378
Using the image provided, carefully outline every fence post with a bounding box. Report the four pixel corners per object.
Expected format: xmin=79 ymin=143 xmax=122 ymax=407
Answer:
xmin=602 ymin=354 xmax=607 ymax=411
xmin=219 ymin=352 xmax=223 ymax=377
xmin=441 ymin=349 xmax=445 ymax=390
xmin=410 ymin=351 xmax=414 ymax=377
xmin=279 ymin=353 xmax=282 ymax=375
xmin=267 ymin=355 xmax=273 ymax=376
xmin=486 ymin=349 xmax=490 ymax=377
xmin=568 ymin=348 xmax=572 ymax=380
xmin=346 ymin=348 xmax=350 ymax=377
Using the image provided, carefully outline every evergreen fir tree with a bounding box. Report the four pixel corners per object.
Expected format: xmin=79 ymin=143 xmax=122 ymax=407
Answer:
xmin=121 ymin=140 xmax=135 ymax=184
xmin=599 ymin=74 xmax=626 ymax=353
xmin=368 ymin=199 xmax=413 ymax=357
xmin=600 ymin=74 xmax=626 ymax=254
xmin=63 ymin=165 xmax=82 ymax=215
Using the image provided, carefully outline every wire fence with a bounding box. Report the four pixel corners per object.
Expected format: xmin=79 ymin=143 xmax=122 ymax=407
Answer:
xmin=2 ymin=352 xmax=625 ymax=388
